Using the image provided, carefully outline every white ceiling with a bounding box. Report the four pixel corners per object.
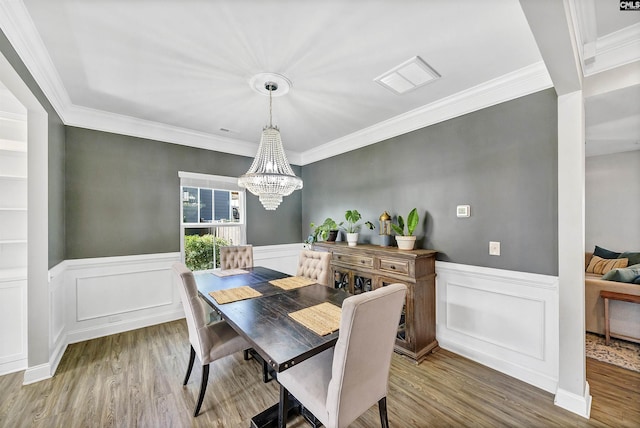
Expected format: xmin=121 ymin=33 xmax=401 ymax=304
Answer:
xmin=1 ymin=0 xmax=638 ymax=162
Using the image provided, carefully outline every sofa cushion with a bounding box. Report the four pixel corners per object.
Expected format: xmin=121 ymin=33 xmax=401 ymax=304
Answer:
xmin=601 ymin=263 xmax=640 ymax=283
xmin=586 ymin=255 xmax=628 ymax=275
xmin=593 ymin=245 xmax=621 ymax=259
xmin=619 ymin=251 xmax=640 ymax=266
xmin=634 ymin=275 xmax=640 ymax=285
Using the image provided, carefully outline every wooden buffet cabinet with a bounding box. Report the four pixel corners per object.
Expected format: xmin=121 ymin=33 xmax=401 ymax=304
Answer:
xmin=313 ymin=242 xmax=438 ymax=363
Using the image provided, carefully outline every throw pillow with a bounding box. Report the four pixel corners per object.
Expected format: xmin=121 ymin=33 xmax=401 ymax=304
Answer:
xmin=601 ymin=264 xmax=640 ymax=283
xmin=619 ymin=251 xmax=640 ymax=266
xmin=586 ymin=255 xmax=628 ymax=275
xmin=593 ymin=245 xmax=621 ymax=259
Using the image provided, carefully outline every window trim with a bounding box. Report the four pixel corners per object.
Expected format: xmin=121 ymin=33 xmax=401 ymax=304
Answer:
xmin=178 ymin=171 xmax=247 ymax=270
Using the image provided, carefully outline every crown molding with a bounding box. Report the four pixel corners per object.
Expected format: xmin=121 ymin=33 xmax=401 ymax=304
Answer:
xmin=584 ymin=23 xmax=640 ymax=76
xmin=299 ymin=61 xmax=552 ymax=165
xmin=1 ymin=1 xmax=550 ymax=167
xmin=0 ymin=0 xmax=71 ymax=118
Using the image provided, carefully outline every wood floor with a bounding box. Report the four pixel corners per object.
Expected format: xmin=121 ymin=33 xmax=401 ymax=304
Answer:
xmin=1 ymin=320 xmax=638 ymax=427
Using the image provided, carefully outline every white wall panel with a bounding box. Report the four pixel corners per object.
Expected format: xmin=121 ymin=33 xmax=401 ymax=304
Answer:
xmin=437 ymin=261 xmax=559 ymax=393
xmin=76 ymin=269 xmax=173 ymax=321
xmin=0 ymin=279 xmax=27 ymax=373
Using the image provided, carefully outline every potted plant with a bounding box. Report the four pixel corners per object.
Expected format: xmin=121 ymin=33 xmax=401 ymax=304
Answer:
xmin=341 ymin=209 xmax=374 ymax=246
xmin=391 ymin=208 xmax=419 ymax=250
xmin=307 ymin=217 xmax=342 ymax=244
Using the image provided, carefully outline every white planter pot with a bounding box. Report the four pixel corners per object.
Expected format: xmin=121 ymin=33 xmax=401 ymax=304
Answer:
xmin=395 ymin=235 xmax=416 ymax=250
xmin=346 ymin=232 xmax=359 ymax=246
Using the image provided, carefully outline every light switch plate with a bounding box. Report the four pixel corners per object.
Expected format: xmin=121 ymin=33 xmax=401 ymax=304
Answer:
xmin=489 ymin=241 xmax=500 ymax=256
xmin=456 ymin=205 xmax=470 ymax=218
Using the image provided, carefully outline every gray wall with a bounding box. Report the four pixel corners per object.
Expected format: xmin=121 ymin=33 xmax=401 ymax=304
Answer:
xmin=302 ymin=89 xmax=558 ymax=276
xmin=65 ymin=127 xmax=301 ymax=259
xmin=0 ymin=29 xmax=66 ymax=268
xmin=585 ymin=150 xmax=640 ymax=253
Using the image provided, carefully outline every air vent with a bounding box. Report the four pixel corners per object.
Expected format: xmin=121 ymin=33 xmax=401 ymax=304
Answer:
xmin=374 ymin=56 xmax=440 ymax=95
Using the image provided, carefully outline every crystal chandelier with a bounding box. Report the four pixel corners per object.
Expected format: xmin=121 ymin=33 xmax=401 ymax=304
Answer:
xmin=238 ymin=81 xmax=303 ymax=210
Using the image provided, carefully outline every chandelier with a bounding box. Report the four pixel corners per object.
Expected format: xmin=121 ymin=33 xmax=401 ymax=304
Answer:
xmin=238 ymin=79 xmax=303 ymax=210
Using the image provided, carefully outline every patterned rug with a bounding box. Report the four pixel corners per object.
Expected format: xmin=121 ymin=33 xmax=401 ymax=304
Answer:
xmin=585 ymin=333 xmax=640 ymax=372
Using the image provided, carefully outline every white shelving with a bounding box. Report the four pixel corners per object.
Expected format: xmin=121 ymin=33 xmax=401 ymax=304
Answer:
xmin=0 ymin=84 xmax=27 ymax=279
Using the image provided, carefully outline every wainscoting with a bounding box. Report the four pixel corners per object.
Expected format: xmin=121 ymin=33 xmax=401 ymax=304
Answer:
xmin=0 ymin=276 xmax=27 ymax=375
xmin=435 ymin=261 xmax=559 ymax=393
xmin=21 ymin=246 xmax=561 ymax=396
xmin=30 ymin=243 xmax=304 ymax=382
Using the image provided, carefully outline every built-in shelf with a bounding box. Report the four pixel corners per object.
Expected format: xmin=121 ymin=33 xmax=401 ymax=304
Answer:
xmin=0 ymin=267 xmax=28 ymax=282
xmin=0 ymin=240 xmax=27 ymax=245
xmin=0 ymin=207 xmax=27 ymax=212
xmin=0 ymin=174 xmax=27 ymax=181
xmin=0 ymin=111 xmax=27 ymax=122
xmin=0 ymin=139 xmax=27 ymax=153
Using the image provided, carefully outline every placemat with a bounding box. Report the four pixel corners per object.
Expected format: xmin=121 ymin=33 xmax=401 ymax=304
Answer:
xmin=209 ymin=286 xmax=262 ymax=304
xmin=212 ymin=268 xmax=249 ymax=277
xmin=288 ymin=302 xmax=342 ymax=336
xmin=269 ymin=276 xmax=317 ymax=290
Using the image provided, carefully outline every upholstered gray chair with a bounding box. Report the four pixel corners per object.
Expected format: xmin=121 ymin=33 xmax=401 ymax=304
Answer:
xmin=172 ymin=262 xmax=250 ymax=417
xmin=277 ymin=283 xmax=407 ymax=428
xmin=220 ymin=245 xmax=253 ymax=270
xmin=296 ymin=250 xmax=331 ymax=286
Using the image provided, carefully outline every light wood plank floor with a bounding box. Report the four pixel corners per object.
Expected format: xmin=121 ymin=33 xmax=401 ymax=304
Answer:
xmin=1 ymin=320 xmax=638 ymax=427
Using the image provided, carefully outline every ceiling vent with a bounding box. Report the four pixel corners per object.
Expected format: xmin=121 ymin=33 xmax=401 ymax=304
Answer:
xmin=374 ymin=56 xmax=440 ymax=95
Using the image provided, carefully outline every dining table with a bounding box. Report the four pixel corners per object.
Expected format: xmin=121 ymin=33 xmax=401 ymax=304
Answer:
xmin=195 ymin=266 xmax=350 ymax=428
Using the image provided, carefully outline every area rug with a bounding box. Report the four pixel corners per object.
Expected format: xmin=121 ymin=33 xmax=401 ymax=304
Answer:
xmin=585 ymin=333 xmax=640 ymax=372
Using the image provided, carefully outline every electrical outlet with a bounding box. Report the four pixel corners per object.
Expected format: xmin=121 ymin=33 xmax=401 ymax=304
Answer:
xmin=489 ymin=241 xmax=500 ymax=256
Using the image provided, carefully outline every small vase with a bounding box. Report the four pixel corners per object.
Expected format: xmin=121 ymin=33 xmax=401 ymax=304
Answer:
xmin=395 ymin=235 xmax=416 ymax=250
xmin=346 ymin=232 xmax=359 ymax=246
xmin=327 ymin=230 xmax=339 ymax=242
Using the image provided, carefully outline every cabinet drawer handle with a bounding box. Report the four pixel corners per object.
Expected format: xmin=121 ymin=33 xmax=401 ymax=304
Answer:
xmin=361 ymin=260 xmax=366 ymax=264
xmin=390 ymin=265 xmax=396 ymax=270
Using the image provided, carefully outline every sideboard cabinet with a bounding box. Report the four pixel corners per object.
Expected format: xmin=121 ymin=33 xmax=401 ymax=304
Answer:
xmin=313 ymin=242 xmax=438 ymax=363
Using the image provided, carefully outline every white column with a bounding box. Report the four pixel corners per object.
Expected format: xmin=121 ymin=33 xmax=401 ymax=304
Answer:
xmin=554 ymin=90 xmax=591 ymax=417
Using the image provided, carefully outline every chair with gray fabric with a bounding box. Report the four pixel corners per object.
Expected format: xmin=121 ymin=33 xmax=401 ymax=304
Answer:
xmin=277 ymin=282 xmax=407 ymax=428
xmin=296 ymin=250 xmax=332 ymax=286
xmin=172 ymin=262 xmax=250 ymax=417
xmin=219 ymin=245 xmax=253 ymax=270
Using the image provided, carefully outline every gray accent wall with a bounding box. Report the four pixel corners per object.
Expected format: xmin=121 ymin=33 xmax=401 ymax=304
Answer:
xmin=585 ymin=150 xmax=640 ymax=253
xmin=302 ymin=89 xmax=558 ymax=276
xmin=65 ymin=127 xmax=301 ymax=259
xmin=0 ymin=29 xmax=66 ymax=268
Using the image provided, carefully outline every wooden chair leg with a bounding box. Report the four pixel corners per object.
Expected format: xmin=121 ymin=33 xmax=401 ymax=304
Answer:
xmin=183 ymin=345 xmax=196 ymax=386
xmin=378 ymin=397 xmax=389 ymax=428
xmin=194 ymin=364 xmax=209 ymax=417
xmin=278 ymin=384 xmax=289 ymax=428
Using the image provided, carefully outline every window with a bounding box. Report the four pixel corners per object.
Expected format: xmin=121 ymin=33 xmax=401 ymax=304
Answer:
xmin=179 ymin=172 xmax=246 ymax=271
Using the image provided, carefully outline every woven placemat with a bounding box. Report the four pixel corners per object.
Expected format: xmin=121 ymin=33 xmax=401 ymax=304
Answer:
xmin=212 ymin=268 xmax=249 ymax=277
xmin=269 ymin=276 xmax=317 ymax=290
xmin=288 ymin=302 xmax=341 ymax=336
xmin=209 ymin=286 xmax=262 ymax=304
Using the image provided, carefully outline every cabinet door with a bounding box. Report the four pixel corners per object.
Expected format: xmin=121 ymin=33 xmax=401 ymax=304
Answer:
xmin=353 ymin=273 xmax=373 ymax=295
xmin=332 ymin=267 xmax=351 ymax=291
xmin=377 ymin=277 xmax=412 ymax=350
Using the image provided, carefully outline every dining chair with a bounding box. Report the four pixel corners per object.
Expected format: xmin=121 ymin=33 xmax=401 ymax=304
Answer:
xmin=277 ymin=282 xmax=407 ymax=428
xmin=172 ymin=262 xmax=250 ymax=417
xmin=219 ymin=244 xmax=253 ymax=269
xmin=296 ymin=249 xmax=332 ymax=286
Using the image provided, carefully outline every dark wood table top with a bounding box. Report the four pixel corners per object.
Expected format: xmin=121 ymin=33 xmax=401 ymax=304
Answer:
xmin=195 ymin=266 xmax=350 ymax=373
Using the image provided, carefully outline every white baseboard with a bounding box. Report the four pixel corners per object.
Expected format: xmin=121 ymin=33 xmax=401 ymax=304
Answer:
xmin=436 ymin=261 xmax=559 ymax=393
xmin=555 ymin=382 xmax=592 ymax=419
xmin=23 ymin=363 xmax=52 ymax=385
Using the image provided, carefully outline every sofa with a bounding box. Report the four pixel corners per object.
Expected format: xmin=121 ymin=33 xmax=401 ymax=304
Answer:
xmin=584 ymin=250 xmax=640 ymax=343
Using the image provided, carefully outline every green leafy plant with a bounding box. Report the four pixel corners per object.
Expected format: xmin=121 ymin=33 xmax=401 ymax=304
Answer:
xmin=184 ymin=234 xmax=230 ymax=271
xmin=341 ymin=209 xmax=375 ymax=233
xmin=391 ymin=208 xmax=419 ymax=236
xmin=308 ymin=217 xmax=342 ymax=243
